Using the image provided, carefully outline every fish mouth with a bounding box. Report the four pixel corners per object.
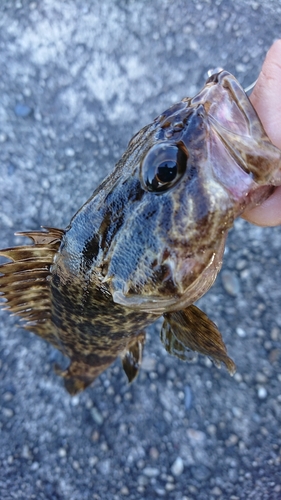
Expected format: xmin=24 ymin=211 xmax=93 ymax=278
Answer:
xmin=208 ymin=115 xmax=253 ymax=176
xmin=205 ymin=70 xmax=281 ymax=187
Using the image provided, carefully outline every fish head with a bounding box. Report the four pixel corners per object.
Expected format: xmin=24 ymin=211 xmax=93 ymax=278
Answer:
xmin=67 ymin=71 xmax=281 ymax=314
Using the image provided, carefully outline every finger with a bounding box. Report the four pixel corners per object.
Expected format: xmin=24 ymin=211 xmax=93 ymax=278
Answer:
xmin=249 ymin=39 xmax=281 ymax=149
xmin=243 ymin=40 xmax=281 ymax=226
xmin=242 ymin=186 xmax=281 ymax=226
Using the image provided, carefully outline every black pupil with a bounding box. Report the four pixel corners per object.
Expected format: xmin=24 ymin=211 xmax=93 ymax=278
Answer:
xmin=141 ymin=142 xmax=188 ymax=193
xmin=157 ymin=161 xmax=177 ymax=183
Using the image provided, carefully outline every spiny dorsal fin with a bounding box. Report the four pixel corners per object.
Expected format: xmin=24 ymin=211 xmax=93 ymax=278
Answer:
xmin=0 ymin=227 xmax=64 ymax=346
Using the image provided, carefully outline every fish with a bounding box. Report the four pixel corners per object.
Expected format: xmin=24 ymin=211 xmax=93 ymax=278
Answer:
xmin=1 ymin=70 xmax=281 ymax=395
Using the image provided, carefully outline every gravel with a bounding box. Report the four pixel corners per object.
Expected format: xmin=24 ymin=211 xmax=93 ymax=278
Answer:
xmin=1 ymin=1 xmax=281 ymax=500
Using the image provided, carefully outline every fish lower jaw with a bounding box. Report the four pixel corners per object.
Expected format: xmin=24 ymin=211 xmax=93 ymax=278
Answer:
xmin=112 ymin=237 xmax=227 ymax=314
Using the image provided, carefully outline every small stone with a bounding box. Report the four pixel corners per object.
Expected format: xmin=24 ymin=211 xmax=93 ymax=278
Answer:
xmin=0 ymin=212 xmax=14 ymax=228
xmin=58 ymin=448 xmax=67 ymax=458
xmin=149 ymin=447 xmax=159 ymax=460
xmin=143 ymin=467 xmax=160 ymax=477
xmin=236 ymin=259 xmax=247 ymax=270
xmin=91 ymin=407 xmax=104 ymax=425
xmin=165 ymin=475 xmax=174 ymax=483
xmin=264 ymin=340 xmax=272 ymax=350
xmin=257 ymin=387 xmax=267 ymax=399
xmin=23 ymin=87 xmax=32 ymax=97
xmin=120 ymin=486 xmax=129 ymax=495
xmin=100 ymin=442 xmax=108 ymax=452
xmin=240 ymin=268 xmax=250 ymax=280
xmin=232 ymin=406 xmax=242 ymax=418
xmin=236 ymin=63 xmax=247 ymax=73
xmin=255 ymin=372 xmax=267 ymax=384
xmin=2 ymin=408 xmax=14 ymax=418
xmin=89 ymin=456 xmax=98 ymax=467
xmin=3 ymin=392 xmax=14 ymax=401
xmin=205 ymin=18 xmax=218 ymax=30
xmin=211 ymin=487 xmax=222 ymax=496
xmin=154 ymin=488 xmax=166 ymax=496
xmin=234 ymin=372 xmax=243 ymax=383
xmin=221 ymin=270 xmax=240 ymax=296
xmin=91 ymin=431 xmax=99 ymax=442
xmin=71 ymin=396 xmax=80 ymax=406
xmin=65 ymin=147 xmax=75 ymax=157
xmin=98 ymin=459 xmax=111 ymax=475
xmin=251 ymin=1 xmax=259 ymax=10
xmin=271 ymin=327 xmax=280 ymax=341
xmin=138 ymin=475 xmax=149 ymax=486
xmin=269 ymin=349 xmax=281 ymax=363
xmin=165 ymin=483 xmax=175 ymax=491
xmin=85 ymin=399 xmax=93 ymax=409
xmin=163 ymin=411 xmax=172 ymax=423
xmin=142 ymin=356 xmax=156 ymax=371
xmin=187 ymin=428 xmax=205 ymax=444
xmin=191 ymin=465 xmax=211 ymax=480
xmin=178 ymin=391 xmax=184 ymax=400
xmin=14 ymin=103 xmax=33 ymax=117
xmin=171 ymin=457 xmax=184 ymax=476
xmin=106 ymin=386 xmax=114 ymax=396
xmin=226 ymin=434 xmax=239 ymax=446
xmin=42 ymin=179 xmax=50 ymax=190
xmin=72 ymin=460 xmax=80 ymax=470
xmin=167 ymin=368 xmax=176 ymax=380
xmin=207 ymin=424 xmax=217 ymax=436
xmin=22 ymin=445 xmax=32 ymax=459
xmin=188 ymin=485 xmax=198 ymax=494
xmin=236 ymin=327 xmax=246 ymax=337
xmin=184 ymin=386 xmax=192 ymax=409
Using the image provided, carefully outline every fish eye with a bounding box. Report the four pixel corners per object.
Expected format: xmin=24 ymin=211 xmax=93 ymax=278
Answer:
xmin=141 ymin=143 xmax=187 ymax=193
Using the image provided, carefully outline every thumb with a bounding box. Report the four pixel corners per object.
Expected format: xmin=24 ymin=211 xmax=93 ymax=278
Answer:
xmin=250 ymin=39 xmax=281 ymax=149
xmin=242 ymin=40 xmax=281 ymax=226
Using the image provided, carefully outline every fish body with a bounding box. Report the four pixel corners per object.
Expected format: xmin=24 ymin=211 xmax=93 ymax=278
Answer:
xmin=1 ymin=70 xmax=281 ymax=394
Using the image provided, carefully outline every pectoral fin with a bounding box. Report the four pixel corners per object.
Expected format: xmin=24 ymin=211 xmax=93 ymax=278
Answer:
xmin=161 ymin=305 xmax=236 ymax=374
xmin=121 ymin=331 xmax=146 ymax=382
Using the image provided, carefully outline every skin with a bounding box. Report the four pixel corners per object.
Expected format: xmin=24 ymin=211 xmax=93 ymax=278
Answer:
xmin=243 ymin=39 xmax=281 ymax=226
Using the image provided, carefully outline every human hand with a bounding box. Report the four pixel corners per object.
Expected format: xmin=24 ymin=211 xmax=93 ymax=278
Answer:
xmin=242 ymin=39 xmax=281 ymax=226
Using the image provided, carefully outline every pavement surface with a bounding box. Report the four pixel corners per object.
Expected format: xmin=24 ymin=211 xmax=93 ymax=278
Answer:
xmin=0 ymin=1 xmax=281 ymax=499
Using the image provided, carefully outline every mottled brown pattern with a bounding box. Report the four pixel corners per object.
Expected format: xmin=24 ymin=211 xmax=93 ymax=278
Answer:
xmin=1 ymin=70 xmax=281 ymax=394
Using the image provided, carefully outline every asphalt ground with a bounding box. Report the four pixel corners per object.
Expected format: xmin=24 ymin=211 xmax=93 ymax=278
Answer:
xmin=0 ymin=1 xmax=281 ymax=499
